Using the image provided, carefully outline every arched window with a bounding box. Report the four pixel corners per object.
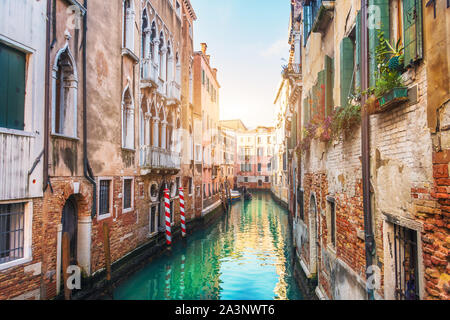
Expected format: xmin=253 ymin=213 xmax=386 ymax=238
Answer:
xmin=175 ymin=52 xmax=181 ymax=84
xmin=52 ymin=46 xmax=78 ymax=137
xmin=122 ymin=86 xmax=134 ymax=149
xmin=123 ymin=0 xmax=135 ymax=51
xmin=166 ymin=42 xmax=172 ymax=83
xmin=141 ymin=9 xmax=149 ymax=78
xmin=150 ymin=22 xmax=156 ymax=59
xmin=159 ymin=32 xmax=165 ymax=79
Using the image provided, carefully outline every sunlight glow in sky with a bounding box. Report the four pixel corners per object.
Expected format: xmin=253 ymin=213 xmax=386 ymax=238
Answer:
xmin=191 ymin=0 xmax=291 ymax=129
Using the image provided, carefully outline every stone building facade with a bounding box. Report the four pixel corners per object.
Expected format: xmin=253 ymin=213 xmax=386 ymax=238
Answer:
xmin=0 ymin=0 xmax=48 ymax=300
xmin=285 ymin=0 xmax=449 ymax=300
xmin=193 ymin=43 xmax=222 ymax=215
xmin=236 ymin=127 xmax=275 ymax=190
xmin=0 ymin=0 xmax=230 ymax=300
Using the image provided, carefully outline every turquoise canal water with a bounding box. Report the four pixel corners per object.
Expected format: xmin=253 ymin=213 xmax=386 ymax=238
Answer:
xmin=113 ymin=192 xmax=303 ymax=300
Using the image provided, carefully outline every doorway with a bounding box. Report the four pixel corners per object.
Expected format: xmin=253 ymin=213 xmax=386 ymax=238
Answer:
xmin=309 ymin=194 xmax=318 ymax=275
xmin=62 ymin=196 xmax=78 ymax=265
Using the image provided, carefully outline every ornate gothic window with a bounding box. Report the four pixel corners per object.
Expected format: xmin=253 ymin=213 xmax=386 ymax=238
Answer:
xmin=122 ymin=86 xmax=135 ymax=149
xmin=52 ymin=44 xmax=78 ymax=137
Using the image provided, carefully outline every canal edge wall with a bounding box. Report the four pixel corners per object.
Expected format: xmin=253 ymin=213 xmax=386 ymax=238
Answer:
xmin=70 ymin=203 xmax=226 ymax=300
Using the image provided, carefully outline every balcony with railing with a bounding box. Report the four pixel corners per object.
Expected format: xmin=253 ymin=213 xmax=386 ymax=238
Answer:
xmin=157 ymin=78 xmax=166 ymax=96
xmin=140 ymin=145 xmax=181 ymax=173
xmin=167 ymin=81 xmax=181 ymax=103
xmin=141 ymin=59 xmax=159 ymax=85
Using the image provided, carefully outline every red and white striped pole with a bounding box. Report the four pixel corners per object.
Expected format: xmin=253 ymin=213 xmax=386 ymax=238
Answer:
xmin=179 ymin=187 xmax=186 ymax=238
xmin=164 ymin=188 xmax=171 ymax=245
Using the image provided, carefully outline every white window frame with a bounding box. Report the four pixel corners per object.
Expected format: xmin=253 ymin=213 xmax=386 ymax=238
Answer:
xmin=0 ymin=37 xmax=34 ymax=134
xmin=122 ymin=177 xmax=134 ymax=213
xmin=326 ymin=196 xmax=337 ymax=252
xmin=97 ymin=177 xmax=113 ymax=221
xmin=0 ymin=201 xmax=33 ymax=271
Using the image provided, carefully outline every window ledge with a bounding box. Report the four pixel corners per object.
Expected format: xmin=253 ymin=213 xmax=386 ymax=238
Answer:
xmin=123 ymin=207 xmax=133 ymax=214
xmin=51 ymin=133 xmax=79 ymax=142
xmin=121 ymin=48 xmax=139 ymax=63
xmin=0 ymin=128 xmax=35 ymax=138
xmin=0 ymin=256 xmax=33 ymax=272
xmin=97 ymin=213 xmax=112 ymax=221
xmin=122 ymin=147 xmax=135 ymax=152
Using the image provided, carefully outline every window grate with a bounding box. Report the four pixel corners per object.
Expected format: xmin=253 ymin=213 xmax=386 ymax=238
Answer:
xmin=329 ymin=198 xmax=336 ymax=247
xmin=0 ymin=204 xmax=25 ymax=264
xmin=99 ymin=180 xmax=111 ymax=215
xmin=394 ymin=224 xmax=419 ymax=300
xmin=123 ymin=179 xmax=132 ymax=209
xmin=150 ymin=206 xmax=156 ymax=234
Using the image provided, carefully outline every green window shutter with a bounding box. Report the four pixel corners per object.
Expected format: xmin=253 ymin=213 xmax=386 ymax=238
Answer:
xmin=368 ymin=0 xmax=390 ymax=87
xmin=325 ymin=55 xmax=334 ymax=117
xmin=292 ymin=112 xmax=297 ymax=147
xmin=303 ymin=97 xmax=310 ymax=125
xmin=0 ymin=44 xmax=8 ymax=128
xmin=403 ymin=0 xmax=423 ymax=67
xmin=317 ymin=70 xmax=326 ymax=120
xmin=303 ymin=5 xmax=312 ymax=46
xmin=340 ymin=37 xmax=354 ymax=107
xmin=355 ymin=10 xmax=361 ymax=91
xmin=0 ymin=42 xmax=26 ymax=131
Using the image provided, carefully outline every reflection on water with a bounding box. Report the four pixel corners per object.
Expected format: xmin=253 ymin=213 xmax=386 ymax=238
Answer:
xmin=113 ymin=192 xmax=303 ymax=300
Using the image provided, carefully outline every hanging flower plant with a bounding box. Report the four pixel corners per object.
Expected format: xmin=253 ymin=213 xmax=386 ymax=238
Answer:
xmin=318 ymin=115 xmax=333 ymax=142
xmin=331 ymin=103 xmax=361 ymax=140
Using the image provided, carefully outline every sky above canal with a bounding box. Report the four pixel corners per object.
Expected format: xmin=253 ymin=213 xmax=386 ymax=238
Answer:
xmin=191 ymin=0 xmax=291 ymax=128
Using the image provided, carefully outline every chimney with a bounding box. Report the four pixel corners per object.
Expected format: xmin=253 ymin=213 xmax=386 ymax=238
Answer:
xmin=201 ymin=43 xmax=207 ymax=55
xmin=212 ymin=68 xmax=218 ymax=79
xmin=206 ymin=55 xmax=210 ymax=64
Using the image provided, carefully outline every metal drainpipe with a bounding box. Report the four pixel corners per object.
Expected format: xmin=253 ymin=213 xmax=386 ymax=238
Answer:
xmin=43 ymin=0 xmax=51 ymax=192
xmin=361 ymin=0 xmax=375 ymax=300
xmin=82 ymin=0 xmax=97 ymax=218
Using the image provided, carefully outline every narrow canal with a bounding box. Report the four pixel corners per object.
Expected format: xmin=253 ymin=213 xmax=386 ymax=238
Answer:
xmin=113 ymin=192 xmax=303 ymax=300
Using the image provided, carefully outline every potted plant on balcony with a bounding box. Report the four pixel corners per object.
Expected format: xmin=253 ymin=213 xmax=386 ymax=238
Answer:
xmin=366 ymin=31 xmax=408 ymax=114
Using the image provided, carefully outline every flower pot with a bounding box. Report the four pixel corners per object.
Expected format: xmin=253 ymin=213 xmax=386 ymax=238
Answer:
xmin=377 ymin=87 xmax=408 ymax=113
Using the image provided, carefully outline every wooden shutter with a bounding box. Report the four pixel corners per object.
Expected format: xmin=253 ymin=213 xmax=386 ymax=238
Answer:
xmin=340 ymin=37 xmax=354 ymax=107
xmin=303 ymin=97 xmax=310 ymax=125
xmin=325 ymin=55 xmax=334 ymax=117
xmin=0 ymin=42 xmax=26 ymax=130
xmin=355 ymin=10 xmax=362 ymax=91
xmin=403 ymin=0 xmax=423 ymax=67
xmin=303 ymin=5 xmax=312 ymax=46
xmin=368 ymin=0 xmax=390 ymax=87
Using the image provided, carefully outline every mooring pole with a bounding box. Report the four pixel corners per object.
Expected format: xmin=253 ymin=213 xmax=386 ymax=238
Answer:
xmin=164 ymin=188 xmax=172 ymax=245
xmin=62 ymin=232 xmax=71 ymax=300
xmin=103 ymin=223 xmax=112 ymax=282
xmin=179 ymin=187 xmax=187 ymax=238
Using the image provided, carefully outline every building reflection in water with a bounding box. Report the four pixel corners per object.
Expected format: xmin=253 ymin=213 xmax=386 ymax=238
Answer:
xmin=113 ymin=192 xmax=302 ymax=300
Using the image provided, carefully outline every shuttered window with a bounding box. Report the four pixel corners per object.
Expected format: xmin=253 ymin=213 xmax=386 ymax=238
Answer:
xmin=324 ymin=55 xmax=334 ymax=117
xmin=340 ymin=37 xmax=355 ymax=107
xmin=355 ymin=10 xmax=362 ymax=91
xmin=403 ymin=0 xmax=423 ymax=67
xmin=368 ymin=0 xmax=390 ymax=87
xmin=303 ymin=4 xmax=312 ymax=46
xmin=0 ymin=42 xmax=26 ymax=131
